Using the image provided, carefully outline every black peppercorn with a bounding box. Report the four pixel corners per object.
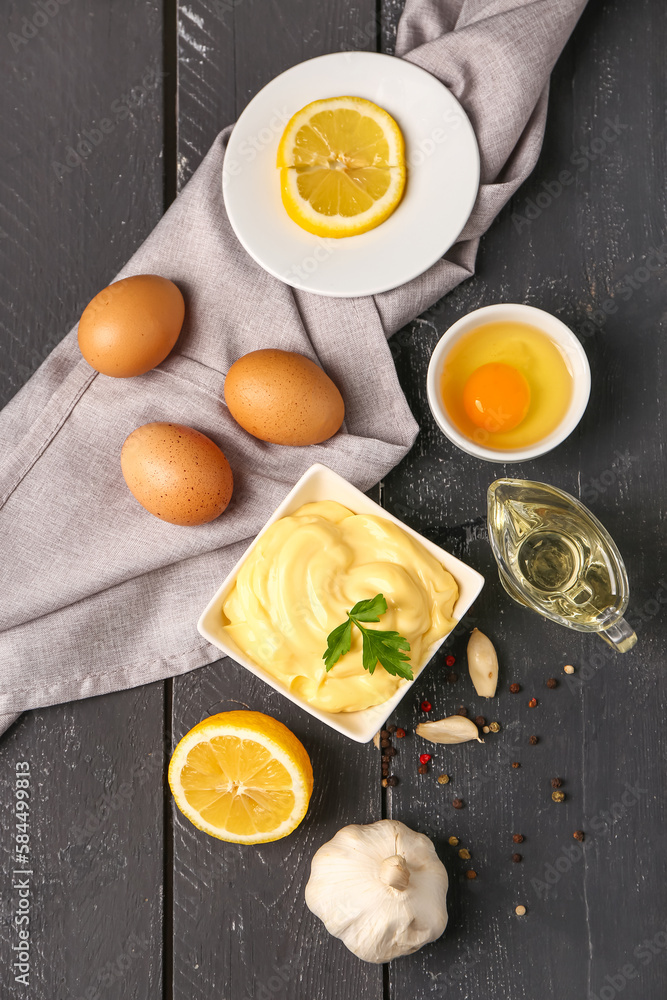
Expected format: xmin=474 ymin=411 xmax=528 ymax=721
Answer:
xmin=418 ymin=764 xmax=428 ymax=775
xmin=509 ymin=682 xmax=521 ymax=694
xmin=512 ymin=834 xmax=524 ymax=844
xmin=386 ymin=776 xmax=398 ymax=787
xmin=529 ymin=734 xmax=539 ymax=745
xmin=546 ymin=678 xmax=558 ymax=689
xmin=447 ymin=672 xmax=458 ymax=683
xmin=512 ymin=853 xmax=522 ymax=863
xmin=573 ymin=830 xmax=585 ymax=841
xmin=475 ymin=716 xmax=486 ymax=728
xmin=385 ymin=746 xmax=396 ymax=757
xmin=457 ymin=707 xmax=468 ymax=717
xmin=551 ymin=777 xmax=562 ymax=788
xmin=452 ymin=798 xmax=464 ymax=809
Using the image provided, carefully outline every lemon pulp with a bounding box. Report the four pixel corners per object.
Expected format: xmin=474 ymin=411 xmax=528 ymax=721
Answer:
xmin=277 ymin=96 xmax=406 ymax=238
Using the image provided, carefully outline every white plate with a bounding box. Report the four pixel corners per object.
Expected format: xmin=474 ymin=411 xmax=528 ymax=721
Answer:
xmin=197 ymin=464 xmax=484 ymax=743
xmin=222 ymin=51 xmax=480 ymax=298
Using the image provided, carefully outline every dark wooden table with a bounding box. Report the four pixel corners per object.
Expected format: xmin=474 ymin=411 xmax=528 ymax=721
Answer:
xmin=1 ymin=1 xmax=666 ymax=998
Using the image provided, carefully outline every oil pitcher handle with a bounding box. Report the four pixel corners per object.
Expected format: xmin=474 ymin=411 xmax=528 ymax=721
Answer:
xmin=598 ymin=616 xmax=637 ymax=653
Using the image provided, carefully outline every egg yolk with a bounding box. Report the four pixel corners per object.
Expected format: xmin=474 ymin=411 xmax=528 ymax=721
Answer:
xmin=462 ymin=363 xmax=531 ymax=433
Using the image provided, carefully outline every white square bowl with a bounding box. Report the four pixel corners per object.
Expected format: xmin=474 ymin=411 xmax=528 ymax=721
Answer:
xmin=197 ymin=464 xmax=484 ymax=742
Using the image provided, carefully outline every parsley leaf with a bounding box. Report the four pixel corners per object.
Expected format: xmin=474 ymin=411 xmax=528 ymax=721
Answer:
xmin=322 ymin=593 xmax=413 ymax=681
xmin=322 ymin=619 xmax=353 ymax=671
xmin=361 ymin=628 xmax=412 ymax=679
xmin=348 ymin=594 xmax=387 ymax=622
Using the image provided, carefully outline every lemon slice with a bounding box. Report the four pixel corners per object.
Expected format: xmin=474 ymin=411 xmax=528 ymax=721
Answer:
xmin=168 ymin=711 xmax=313 ymax=844
xmin=277 ymin=96 xmax=406 ymax=238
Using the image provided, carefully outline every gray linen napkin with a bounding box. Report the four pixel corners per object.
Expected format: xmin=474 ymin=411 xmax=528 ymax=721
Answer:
xmin=0 ymin=0 xmax=587 ymax=735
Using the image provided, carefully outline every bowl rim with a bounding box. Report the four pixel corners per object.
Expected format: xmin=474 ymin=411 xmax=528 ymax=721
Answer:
xmin=197 ymin=463 xmax=484 ymax=742
xmin=426 ymin=303 xmax=591 ymax=463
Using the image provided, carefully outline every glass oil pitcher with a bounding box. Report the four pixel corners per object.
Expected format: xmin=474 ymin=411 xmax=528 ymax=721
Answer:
xmin=487 ymin=479 xmax=637 ymax=652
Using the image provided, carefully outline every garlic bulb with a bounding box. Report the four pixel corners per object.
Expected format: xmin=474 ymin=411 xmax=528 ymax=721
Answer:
xmin=305 ymin=819 xmax=448 ymax=963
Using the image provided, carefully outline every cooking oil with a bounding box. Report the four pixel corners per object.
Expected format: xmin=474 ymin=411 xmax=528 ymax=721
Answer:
xmin=487 ymin=479 xmax=637 ymax=651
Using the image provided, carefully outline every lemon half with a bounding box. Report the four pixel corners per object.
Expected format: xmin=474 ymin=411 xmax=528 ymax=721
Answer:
xmin=168 ymin=711 xmax=313 ymax=844
xmin=277 ymin=96 xmax=406 ymax=238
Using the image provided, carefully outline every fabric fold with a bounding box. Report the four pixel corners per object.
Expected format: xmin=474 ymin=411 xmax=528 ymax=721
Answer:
xmin=0 ymin=0 xmax=588 ymax=733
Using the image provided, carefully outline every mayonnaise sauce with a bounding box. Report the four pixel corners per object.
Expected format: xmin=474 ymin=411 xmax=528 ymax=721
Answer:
xmin=222 ymin=501 xmax=459 ymax=713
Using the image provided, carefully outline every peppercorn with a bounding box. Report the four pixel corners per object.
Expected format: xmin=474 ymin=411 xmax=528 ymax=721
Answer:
xmin=445 ymin=654 xmax=456 ymax=667
xmin=512 ymin=853 xmax=522 ymax=863
xmin=386 ymin=775 xmax=398 ymax=787
xmin=515 ymin=905 xmax=527 ymax=916
xmin=564 ymin=664 xmax=575 ymax=674
xmin=387 ymin=724 xmax=396 ymax=734
xmin=381 ymin=738 xmax=390 ymax=748
xmin=447 ymin=672 xmax=458 ymax=683
xmin=511 ymin=761 xmax=520 ymax=769
xmin=418 ymin=764 xmax=428 ymax=775
xmin=573 ymin=830 xmax=585 ymax=841
xmin=465 ymin=870 xmax=477 ymax=879
xmin=512 ymin=834 xmax=524 ymax=844
xmin=381 ymin=755 xmax=390 ymax=763
xmin=419 ymin=753 xmax=432 ymax=764
xmin=421 ymin=700 xmax=432 ymax=712
xmin=457 ymin=707 xmax=468 ymax=717
xmin=482 ymin=726 xmax=490 ymax=734
xmin=437 ymin=774 xmax=450 ymax=785
xmin=489 ymin=721 xmax=501 ymax=733
xmin=546 ymin=678 xmax=558 ymax=689
xmin=381 ymin=778 xmax=388 ymax=788
xmin=475 ymin=716 xmax=486 ymax=728
xmin=395 ymin=727 xmax=406 ymax=738
xmin=528 ymin=697 xmax=538 ymax=708
xmin=380 ymin=729 xmax=390 ymax=739
xmin=448 ymin=836 xmax=459 ymax=846
xmin=458 ymin=848 xmax=471 ymax=860
xmin=552 ymin=790 xmax=565 ymax=803
xmin=452 ymin=798 xmax=464 ymax=809
xmin=551 ymin=777 xmax=562 ymax=788
xmin=509 ymin=682 xmax=521 ymax=694
xmin=529 ymin=734 xmax=539 ymax=745
xmin=385 ymin=746 xmax=396 ymax=757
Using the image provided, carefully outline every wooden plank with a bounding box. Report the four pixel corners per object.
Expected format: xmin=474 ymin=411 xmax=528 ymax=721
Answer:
xmin=171 ymin=3 xmax=382 ymax=999
xmin=0 ymin=2 xmax=166 ymax=997
xmin=382 ymin=0 xmax=667 ymax=997
xmin=176 ymin=0 xmax=381 ymax=186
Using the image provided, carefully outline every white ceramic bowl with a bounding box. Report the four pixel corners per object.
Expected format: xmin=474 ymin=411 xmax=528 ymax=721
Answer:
xmin=426 ymin=303 xmax=591 ymax=463
xmin=198 ymin=464 xmax=484 ymax=743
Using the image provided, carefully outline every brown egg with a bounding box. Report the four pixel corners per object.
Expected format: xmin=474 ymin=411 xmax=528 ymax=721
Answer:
xmin=121 ymin=423 xmax=233 ymax=526
xmin=224 ymin=349 xmax=345 ymax=446
xmin=78 ymin=274 xmax=185 ymax=377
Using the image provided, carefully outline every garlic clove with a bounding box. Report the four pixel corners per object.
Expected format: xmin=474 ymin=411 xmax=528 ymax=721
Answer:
xmin=467 ymin=627 xmax=499 ymax=697
xmin=416 ymin=716 xmax=483 ymax=744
